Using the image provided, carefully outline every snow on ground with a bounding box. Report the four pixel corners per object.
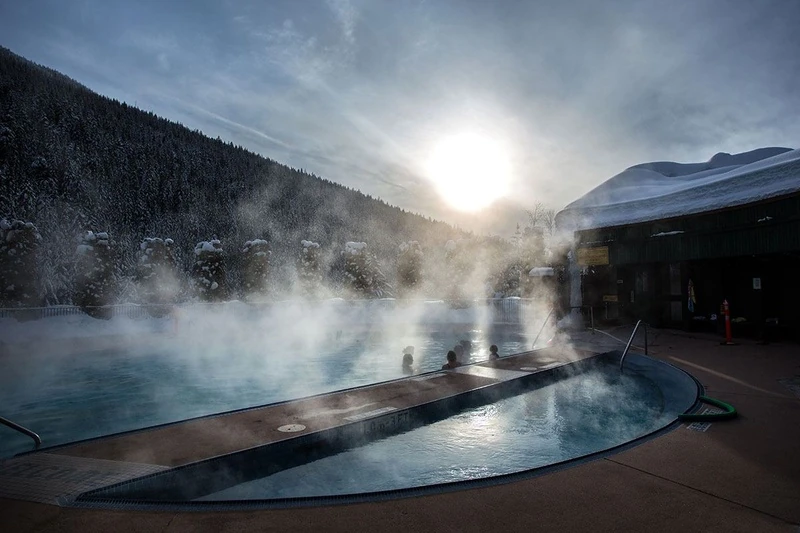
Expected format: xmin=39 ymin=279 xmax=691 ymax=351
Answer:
xmin=556 ymin=147 xmax=800 ymax=231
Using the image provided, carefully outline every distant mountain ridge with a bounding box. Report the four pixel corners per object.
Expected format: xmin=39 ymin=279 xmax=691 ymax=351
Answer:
xmin=0 ymin=47 xmax=462 ymax=304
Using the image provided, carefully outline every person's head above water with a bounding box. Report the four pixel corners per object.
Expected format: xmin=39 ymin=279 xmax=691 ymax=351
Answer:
xmin=402 ymin=352 xmax=414 ymax=366
xmin=403 ymin=345 xmax=414 ymax=355
xmin=447 ymin=350 xmax=457 ymax=363
xmin=490 ymin=344 xmax=498 ymax=354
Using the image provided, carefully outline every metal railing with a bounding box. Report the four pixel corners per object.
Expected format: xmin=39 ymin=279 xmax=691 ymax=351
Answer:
xmin=0 ymin=416 xmax=41 ymax=449
xmin=531 ymin=309 xmax=555 ymax=349
xmin=620 ymin=320 xmax=647 ymax=373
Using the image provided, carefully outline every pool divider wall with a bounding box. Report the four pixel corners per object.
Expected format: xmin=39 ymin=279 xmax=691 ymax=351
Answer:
xmin=76 ymin=356 xmax=606 ymax=504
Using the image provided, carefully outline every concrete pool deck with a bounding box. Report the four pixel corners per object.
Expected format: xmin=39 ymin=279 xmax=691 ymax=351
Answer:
xmin=2 ymin=327 xmax=799 ymax=531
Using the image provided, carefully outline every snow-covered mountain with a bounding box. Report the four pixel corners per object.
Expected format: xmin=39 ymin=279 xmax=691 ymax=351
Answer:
xmin=0 ymin=47 xmax=465 ymax=303
xmin=556 ymin=147 xmax=800 ymax=231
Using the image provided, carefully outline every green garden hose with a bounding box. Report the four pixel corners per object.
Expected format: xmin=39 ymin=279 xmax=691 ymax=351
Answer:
xmin=678 ymin=396 xmax=737 ymax=422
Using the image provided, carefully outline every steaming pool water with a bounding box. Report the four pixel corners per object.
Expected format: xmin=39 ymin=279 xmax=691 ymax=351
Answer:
xmin=1 ymin=301 xmax=698 ymax=504
xmin=198 ymin=365 xmax=676 ymax=501
xmin=0 ymin=326 xmax=534 ymax=458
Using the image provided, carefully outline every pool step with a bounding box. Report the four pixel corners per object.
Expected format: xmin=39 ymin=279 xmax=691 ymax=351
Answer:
xmin=0 ymin=453 xmax=167 ymax=505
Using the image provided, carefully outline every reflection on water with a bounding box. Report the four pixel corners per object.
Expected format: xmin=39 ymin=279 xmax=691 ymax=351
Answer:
xmin=200 ymin=368 xmax=667 ymax=500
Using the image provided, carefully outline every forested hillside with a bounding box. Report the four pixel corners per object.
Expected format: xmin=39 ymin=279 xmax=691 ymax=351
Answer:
xmin=0 ymin=47 xmax=466 ymax=304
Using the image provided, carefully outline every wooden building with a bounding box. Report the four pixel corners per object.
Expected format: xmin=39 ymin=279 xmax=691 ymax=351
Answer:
xmin=556 ymin=148 xmax=800 ymax=339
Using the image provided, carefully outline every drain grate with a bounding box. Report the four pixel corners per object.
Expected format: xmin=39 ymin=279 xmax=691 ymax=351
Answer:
xmin=685 ymin=407 xmax=725 ymax=432
xmin=277 ymin=424 xmax=306 ymax=433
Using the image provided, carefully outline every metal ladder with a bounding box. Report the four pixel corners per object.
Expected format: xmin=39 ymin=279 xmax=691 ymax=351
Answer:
xmin=0 ymin=416 xmax=42 ymax=449
xmin=619 ymin=320 xmax=647 ymax=373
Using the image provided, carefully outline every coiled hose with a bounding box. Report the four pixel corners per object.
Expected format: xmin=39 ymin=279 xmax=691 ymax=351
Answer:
xmin=678 ymin=396 xmax=737 ymax=422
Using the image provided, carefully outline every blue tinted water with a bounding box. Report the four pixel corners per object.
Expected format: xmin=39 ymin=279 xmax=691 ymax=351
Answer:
xmin=200 ymin=367 xmax=668 ymax=500
xmin=0 ymin=328 xmax=531 ymax=458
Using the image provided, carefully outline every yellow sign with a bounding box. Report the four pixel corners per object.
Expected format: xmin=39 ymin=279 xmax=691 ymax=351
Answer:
xmin=577 ymin=246 xmax=609 ymax=266
xmin=602 ymin=294 xmax=618 ymax=302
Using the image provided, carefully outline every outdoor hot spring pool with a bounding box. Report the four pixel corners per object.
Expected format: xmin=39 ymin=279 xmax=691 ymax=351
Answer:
xmin=0 ymin=310 xmax=698 ymax=503
xmin=0 ymin=325 xmax=535 ymax=458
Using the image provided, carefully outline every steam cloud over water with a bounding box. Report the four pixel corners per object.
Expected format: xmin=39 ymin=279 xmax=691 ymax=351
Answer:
xmin=0 ymin=296 xmax=568 ymax=458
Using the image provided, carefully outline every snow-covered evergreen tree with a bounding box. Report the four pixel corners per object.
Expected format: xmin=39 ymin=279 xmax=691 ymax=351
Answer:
xmin=0 ymin=218 xmax=41 ymax=307
xmin=74 ymin=231 xmax=116 ymax=317
xmin=297 ymin=240 xmax=322 ymax=298
xmin=444 ymin=239 xmax=472 ymax=302
xmin=369 ymin=255 xmax=393 ymax=299
xmin=136 ymin=237 xmax=179 ymax=308
xmin=343 ymin=241 xmax=393 ymax=299
xmin=241 ymin=239 xmax=270 ymax=300
xmin=343 ymin=242 xmax=370 ymax=296
xmin=191 ymin=240 xmax=227 ymax=301
xmin=495 ymin=263 xmax=523 ymax=298
xmin=396 ymin=240 xmax=423 ymax=297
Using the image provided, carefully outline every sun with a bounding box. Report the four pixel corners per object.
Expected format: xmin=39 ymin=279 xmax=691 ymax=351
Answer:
xmin=425 ymin=132 xmax=512 ymax=212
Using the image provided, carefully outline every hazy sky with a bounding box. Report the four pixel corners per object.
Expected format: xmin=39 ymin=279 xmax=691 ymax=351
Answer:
xmin=1 ymin=0 xmax=798 ymax=234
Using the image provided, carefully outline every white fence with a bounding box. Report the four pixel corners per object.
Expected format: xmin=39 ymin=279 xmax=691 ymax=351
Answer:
xmin=0 ymin=298 xmax=545 ymax=325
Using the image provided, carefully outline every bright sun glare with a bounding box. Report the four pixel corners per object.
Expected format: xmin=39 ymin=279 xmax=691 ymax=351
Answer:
xmin=425 ymin=132 xmax=512 ymax=212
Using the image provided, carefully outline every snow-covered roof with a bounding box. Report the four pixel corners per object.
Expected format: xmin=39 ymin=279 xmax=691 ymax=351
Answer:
xmin=556 ymin=147 xmax=800 ymax=232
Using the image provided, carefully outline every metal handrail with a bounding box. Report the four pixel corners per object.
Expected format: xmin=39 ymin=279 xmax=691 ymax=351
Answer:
xmin=532 ymin=309 xmax=555 ymax=349
xmin=620 ymin=320 xmax=644 ymax=373
xmin=0 ymin=416 xmax=42 ymax=449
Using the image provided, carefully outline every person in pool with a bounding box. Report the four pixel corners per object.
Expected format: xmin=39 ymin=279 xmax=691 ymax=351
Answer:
xmin=489 ymin=344 xmax=500 ymax=359
xmin=402 ymin=346 xmax=415 ymax=375
xmin=459 ymin=339 xmax=472 ymax=356
xmin=442 ymin=350 xmax=461 ymax=370
xmin=453 ymin=343 xmax=464 ymax=361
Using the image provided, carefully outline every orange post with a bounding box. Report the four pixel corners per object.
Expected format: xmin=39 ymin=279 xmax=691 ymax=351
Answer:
xmin=721 ymin=299 xmax=735 ymax=345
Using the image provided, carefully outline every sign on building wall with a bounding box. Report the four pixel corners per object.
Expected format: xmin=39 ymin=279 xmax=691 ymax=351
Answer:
xmin=577 ymin=246 xmax=609 ymax=266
